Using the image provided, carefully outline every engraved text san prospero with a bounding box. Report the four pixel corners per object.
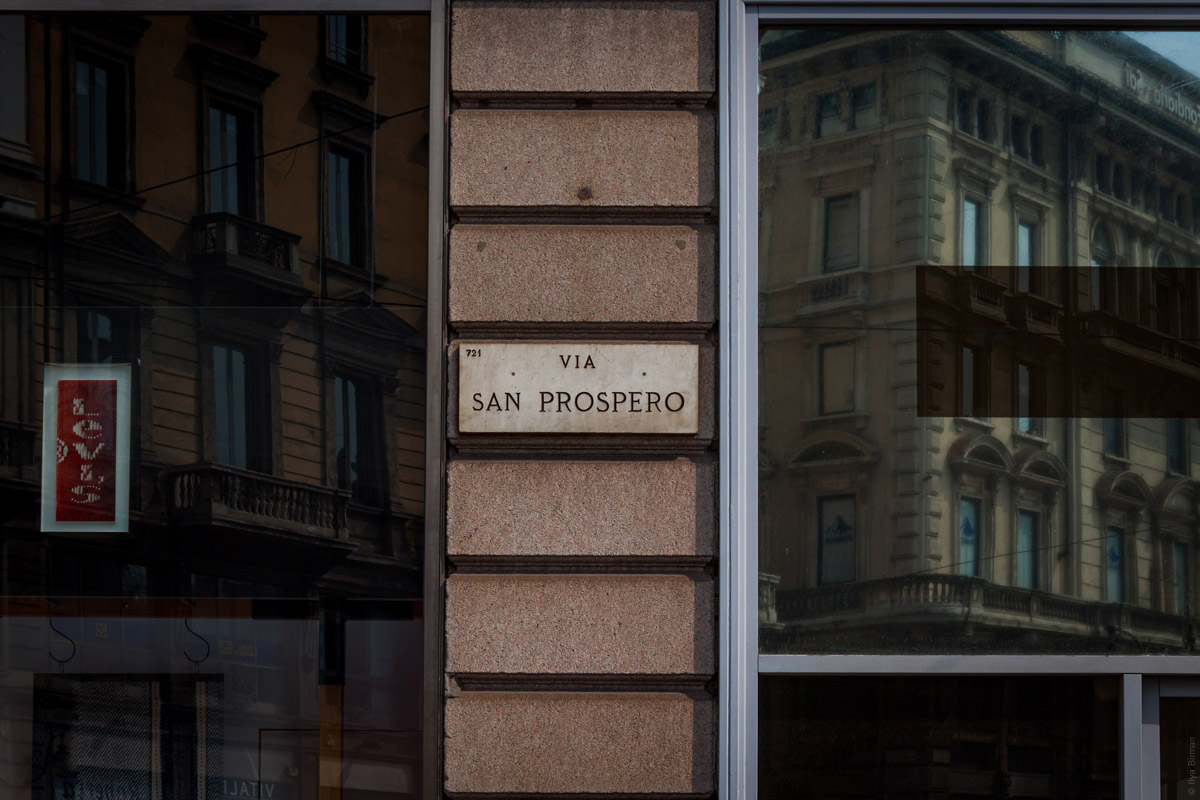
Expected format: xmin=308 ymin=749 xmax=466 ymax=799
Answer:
xmin=470 ymin=353 xmax=687 ymax=415
xmin=458 ymin=341 xmax=699 ymax=434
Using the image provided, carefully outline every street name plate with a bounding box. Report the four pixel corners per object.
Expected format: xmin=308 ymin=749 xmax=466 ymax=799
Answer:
xmin=458 ymin=342 xmax=699 ymax=434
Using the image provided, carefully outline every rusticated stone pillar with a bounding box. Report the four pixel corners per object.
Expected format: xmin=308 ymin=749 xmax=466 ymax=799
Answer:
xmin=444 ymin=2 xmax=717 ymax=796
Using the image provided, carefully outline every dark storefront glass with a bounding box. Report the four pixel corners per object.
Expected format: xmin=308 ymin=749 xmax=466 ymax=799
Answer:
xmin=759 ymin=28 xmax=1200 ymax=657
xmin=1161 ymin=696 xmax=1200 ymax=800
xmin=0 ymin=13 xmax=428 ymax=800
xmin=761 ymin=676 xmax=1121 ymax=800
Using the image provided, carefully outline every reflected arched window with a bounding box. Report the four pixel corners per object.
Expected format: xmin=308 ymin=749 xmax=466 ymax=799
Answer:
xmin=1090 ymin=223 xmax=1114 ymax=311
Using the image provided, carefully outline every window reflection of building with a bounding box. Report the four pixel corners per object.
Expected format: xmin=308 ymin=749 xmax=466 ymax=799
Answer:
xmin=0 ymin=13 xmax=429 ymax=800
xmin=760 ymin=29 xmax=1200 ymax=656
xmin=207 ymin=104 xmax=255 ymax=216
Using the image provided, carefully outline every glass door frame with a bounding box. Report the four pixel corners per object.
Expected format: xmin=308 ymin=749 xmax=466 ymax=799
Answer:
xmin=717 ymin=3 xmax=1200 ymax=798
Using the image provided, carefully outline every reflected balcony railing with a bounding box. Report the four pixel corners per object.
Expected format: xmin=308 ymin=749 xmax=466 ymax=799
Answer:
xmin=195 ymin=212 xmax=299 ymax=273
xmin=191 ymin=213 xmax=311 ymax=306
xmin=162 ymin=463 xmax=350 ymax=540
xmin=1076 ymin=310 xmax=1200 ymax=374
xmin=770 ymin=574 xmax=1195 ymax=645
xmin=954 ymin=271 xmax=1009 ymax=321
xmin=1007 ymin=293 xmax=1064 ymax=337
xmin=764 ymin=269 xmax=869 ymax=321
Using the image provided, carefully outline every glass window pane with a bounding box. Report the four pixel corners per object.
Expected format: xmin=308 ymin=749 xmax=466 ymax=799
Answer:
xmin=851 ymin=83 xmax=876 ymax=129
xmin=213 ymin=344 xmax=250 ymax=469
xmin=961 ymin=345 xmax=975 ymax=417
xmin=213 ymin=344 xmax=231 ymax=465
xmin=819 ymin=342 xmax=854 ymax=414
xmin=208 ymin=106 xmax=224 ymax=212
xmin=1106 ymin=527 xmax=1124 ymax=604
xmin=817 ymin=92 xmax=841 ymax=138
xmin=75 ymin=62 xmax=93 ymax=181
xmin=230 ymin=346 xmax=247 ymax=469
xmin=4 ymin=15 xmax=429 ymax=800
xmin=962 ymin=197 xmax=979 ymax=267
xmin=1017 ymin=220 xmax=1034 ymax=292
xmin=329 ymin=14 xmax=347 ymax=62
xmin=959 ymin=497 xmax=979 ymax=577
xmin=761 ymin=676 xmax=1120 ymax=800
xmin=92 ymin=63 xmax=108 ymax=186
xmin=78 ymin=310 xmax=118 ymax=364
xmin=818 ymin=495 xmax=855 ymax=585
xmin=328 ymin=150 xmax=354 ymax=263
xmin=1017 ymin=363 xmax=1032 ymax=433
xmin=334 ymin=374 xmax=347 ymax=486
xmin=1017 ymin=510 xmax=1037 ymax=589
xmin=223 ymin=110 xmax=239 ymax=216
xmin=822 ymin=193 xmax=858 ymax=272
xmin=759 ymin=27 xmax=1200 ymax=656
xmin=1174 ymin=541 xmax=1189 ymax=616
xmin=1168 ymin=418 xmax=1188 ymax=474
xmin=209 ymin=106 xmax=242 ymax=215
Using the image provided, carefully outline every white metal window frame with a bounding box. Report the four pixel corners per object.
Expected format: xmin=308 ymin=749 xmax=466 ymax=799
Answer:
xmin=717 ymin=4 xmax=1200 ymax=799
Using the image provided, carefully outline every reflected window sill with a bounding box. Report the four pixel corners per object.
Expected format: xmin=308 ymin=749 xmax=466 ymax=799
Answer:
xmin=64 ymin=176 xmax=145 ymax=213
xmin=803 ymin=411 xmax=868 ymax=431
xmin=954 ymin=416 xmax=995 ymax=434
xmin=1103 ymin=453 xmax=1131 ymax=469
xmin=1012 ymin=429 xmax=1049 ymax=448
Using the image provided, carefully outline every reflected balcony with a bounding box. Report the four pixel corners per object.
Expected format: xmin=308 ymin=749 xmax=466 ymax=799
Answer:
xmin=954 ymin=271 xmax=1009 ymax=322
xmin=1007 ymin=293 xmax=1064 ymax=338
xmin=161 ymin=463 xmax=354 ymax=571
xmin=1075 ymin=310 xmax=1200 ymax=377
xmin=768 ymin=574 xmax=1196 ymax=652
xmin=192 ymin=213 xmax=312 ymax=307
xmin=765 ymin=269 xmax=869 ymax=323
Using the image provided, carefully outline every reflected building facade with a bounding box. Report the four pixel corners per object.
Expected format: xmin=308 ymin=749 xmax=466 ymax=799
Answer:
xmin=0 ymin=13 xmax=428 ymax=800
xmin=759 ymin=30 xmax=1200 ymax=655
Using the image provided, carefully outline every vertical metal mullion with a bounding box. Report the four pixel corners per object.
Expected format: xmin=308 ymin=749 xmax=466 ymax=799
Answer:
xmin=422 ymin=0 xmax=448 ymax=798
xmin=1142 ymin=676 xmax=1161 ymax=800
xmin=720 ymin=2 xmax=759 ymax=799
xmin=1123 ymin=673 xmax=1145 ymax=800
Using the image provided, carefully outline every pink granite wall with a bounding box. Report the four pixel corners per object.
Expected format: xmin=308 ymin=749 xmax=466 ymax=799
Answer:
xmin=444 ymin=0 xmax=718 ymax=794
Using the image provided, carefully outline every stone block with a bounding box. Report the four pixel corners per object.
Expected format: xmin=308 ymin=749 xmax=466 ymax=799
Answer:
xmin=449 ymin=224 xmax=715 ymax=323
xmin=450 ymin=109 xmax=715 ymax=207
xmin=448 ymin=458 xmax=713 ymax=556
xmin=451 ymin=1 xmax=715 ymax=94
xmin=444 ymin=692 xmax=714 ymax=793
xmin=446 ymin=574 xmax=714 ymax=674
